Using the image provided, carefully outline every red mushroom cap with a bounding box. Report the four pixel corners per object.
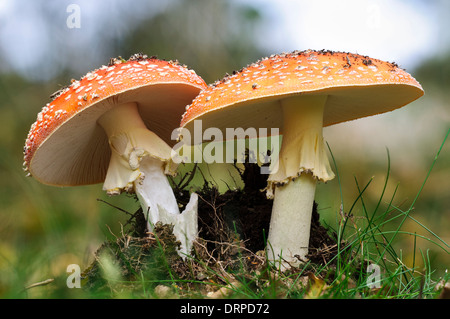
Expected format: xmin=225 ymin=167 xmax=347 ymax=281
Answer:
xmin=181 ymin=50 xmax=423 ymax=132
xmin=24 ymin=55 xmax=207 ymax=186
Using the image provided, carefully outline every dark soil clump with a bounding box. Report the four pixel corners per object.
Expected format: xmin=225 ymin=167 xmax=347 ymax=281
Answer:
xmin=195 ymin=161 xmax=273 ymax=254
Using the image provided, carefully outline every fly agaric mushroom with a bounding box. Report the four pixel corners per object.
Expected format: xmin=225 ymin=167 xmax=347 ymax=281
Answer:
xmin=180 ymin=50 xmax=424 ymax=269
xmin=23 ymin=54 xmax=208 ymax=257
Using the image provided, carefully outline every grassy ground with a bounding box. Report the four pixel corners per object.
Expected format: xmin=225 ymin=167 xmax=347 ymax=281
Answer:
xmin=7 ymin=132 xmax=449 ymax=299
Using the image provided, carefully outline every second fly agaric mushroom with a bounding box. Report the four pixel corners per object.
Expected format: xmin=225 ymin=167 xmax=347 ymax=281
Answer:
xmin=180 ymin=50 xmax=424 ymax=269
xmin=23 ymin=54 xmax=208 ymax=257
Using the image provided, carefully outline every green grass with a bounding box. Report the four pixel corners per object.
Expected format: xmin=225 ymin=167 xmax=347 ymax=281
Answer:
xmin=318 ymin=128 xmax=450 ymax=298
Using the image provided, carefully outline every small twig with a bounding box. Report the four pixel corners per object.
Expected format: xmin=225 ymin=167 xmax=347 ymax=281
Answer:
xmin=105 ymin=224 xmax=119 ymax=241
xmin=97 ymin=199 xmax=134 ymax=216
xmin=24 ymin=278 xmax=54 ymax=290
xmin=179 ymin=163 xmax=198 ymax=190
xmin=193 ymin=238 xmax=219 ymax=266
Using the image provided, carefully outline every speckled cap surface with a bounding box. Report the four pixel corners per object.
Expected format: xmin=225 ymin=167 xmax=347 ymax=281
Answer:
xmin=181 ymin=50 xmax=423 ymax=133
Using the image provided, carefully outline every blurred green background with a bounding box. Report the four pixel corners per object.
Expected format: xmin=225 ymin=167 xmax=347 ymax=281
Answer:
xmin=0 ymin=0 xmax=449 ymax=297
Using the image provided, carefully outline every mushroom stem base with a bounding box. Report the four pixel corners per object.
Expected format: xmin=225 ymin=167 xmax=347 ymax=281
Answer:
xmin=267 ymin=173 xmax=316 ymax=269
xmin=135 ymin=158 xmax=198 ymax=257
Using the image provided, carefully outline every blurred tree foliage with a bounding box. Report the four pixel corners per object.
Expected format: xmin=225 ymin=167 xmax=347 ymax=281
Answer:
xmin=120 ymin=0 xmax=265 ymax=83
xmin=415 ymin=52 xmax=450 ymax=96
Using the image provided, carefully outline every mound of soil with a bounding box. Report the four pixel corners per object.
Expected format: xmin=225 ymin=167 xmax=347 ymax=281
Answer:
xmin=83 ymin=160 xmax=339 ymax=296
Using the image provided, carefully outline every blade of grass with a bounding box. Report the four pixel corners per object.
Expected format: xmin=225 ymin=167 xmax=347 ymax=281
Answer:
xmin=375 ymin=128 xmax=450 ymax=267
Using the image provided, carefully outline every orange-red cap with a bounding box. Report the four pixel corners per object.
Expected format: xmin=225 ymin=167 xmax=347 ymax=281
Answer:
xmin=24 ymin=55 xmax=207 ymax=186
xmin=181 ymin=50 xmax=423 ymax=132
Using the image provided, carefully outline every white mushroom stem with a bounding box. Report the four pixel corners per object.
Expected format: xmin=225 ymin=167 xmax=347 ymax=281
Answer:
xmin=266 ymin=95 xmax=334 ymax=269
xmin=134 ymin=156 xmax=179 ymax=221
xmin=267 ymin=173 xmax=316 ymax=268
xmin=97 ymin=102 xmax=198 ymax=257
xmin=134 ymin=157 xmax=199 ymax=257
